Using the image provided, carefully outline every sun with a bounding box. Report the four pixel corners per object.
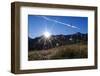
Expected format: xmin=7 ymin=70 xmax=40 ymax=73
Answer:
xmin=43 ymin=31 xmax=51 ymax=38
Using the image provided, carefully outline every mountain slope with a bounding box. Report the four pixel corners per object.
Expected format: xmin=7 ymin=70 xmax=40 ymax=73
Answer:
xmin=28 ymin=32 xmax=87 ymax=51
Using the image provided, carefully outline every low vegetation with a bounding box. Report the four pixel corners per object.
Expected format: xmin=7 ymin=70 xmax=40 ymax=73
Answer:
xmin=28 ymin=43 xmax=88 ymax=60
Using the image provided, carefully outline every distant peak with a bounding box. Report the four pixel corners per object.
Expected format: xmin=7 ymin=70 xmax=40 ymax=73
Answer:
xmin=76 ymin=32 xmax=81 ymax=34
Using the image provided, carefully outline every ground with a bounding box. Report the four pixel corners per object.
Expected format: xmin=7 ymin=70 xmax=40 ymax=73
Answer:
xmin=28 ymin=43 xmax=88 ymax=61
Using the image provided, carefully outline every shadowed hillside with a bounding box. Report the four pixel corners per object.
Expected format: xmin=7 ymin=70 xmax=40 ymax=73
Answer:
xmin=28 ymin=32 xmax=87 ymax=51
xmin=28 ymin=32 xmax=88 ymax=60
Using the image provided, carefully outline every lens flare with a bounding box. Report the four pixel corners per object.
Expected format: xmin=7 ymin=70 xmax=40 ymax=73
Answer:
xmin=43 ymin=31 xmax=51 ymax=38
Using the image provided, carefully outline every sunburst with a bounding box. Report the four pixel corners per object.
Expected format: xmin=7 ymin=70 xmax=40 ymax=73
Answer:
xmin=43 ymin=31 xmax=51 ymax=39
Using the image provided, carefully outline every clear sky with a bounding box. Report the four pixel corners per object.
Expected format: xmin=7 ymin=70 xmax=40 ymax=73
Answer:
xmin=28 ymin=15 xmax=88 ymax=39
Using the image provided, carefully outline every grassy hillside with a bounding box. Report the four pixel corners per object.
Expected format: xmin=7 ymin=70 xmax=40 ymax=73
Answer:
xmin=28 ymin=43 xmax=88 ymax=60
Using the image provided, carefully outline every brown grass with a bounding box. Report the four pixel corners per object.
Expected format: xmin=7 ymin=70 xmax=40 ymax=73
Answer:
xmin=28 ymin=44 xmax=88 ymax=60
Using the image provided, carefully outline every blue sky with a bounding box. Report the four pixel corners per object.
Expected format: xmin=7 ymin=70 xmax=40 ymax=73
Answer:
xmin=28 ymin=15 xmax=88 ymax=39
